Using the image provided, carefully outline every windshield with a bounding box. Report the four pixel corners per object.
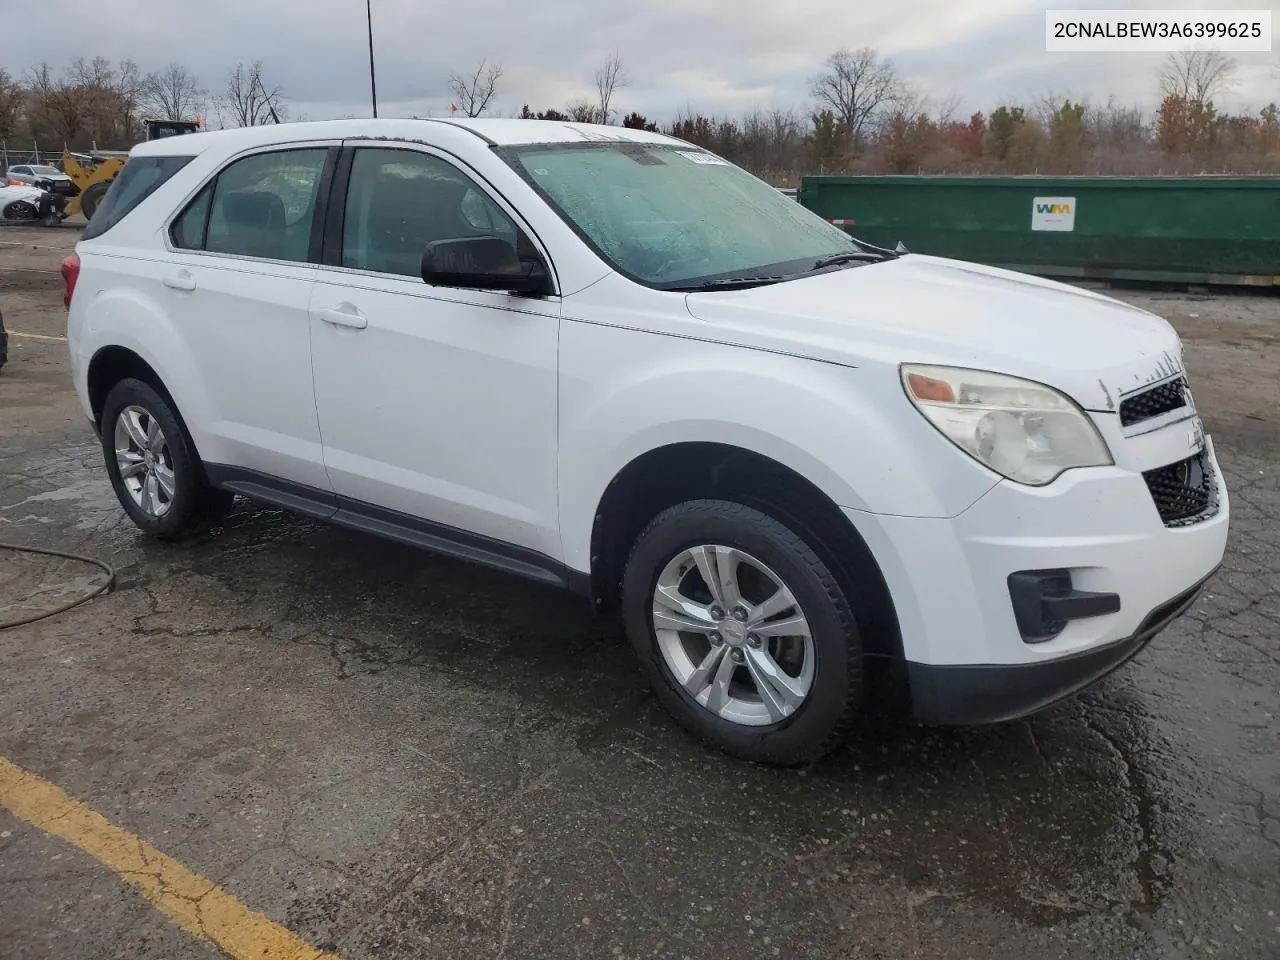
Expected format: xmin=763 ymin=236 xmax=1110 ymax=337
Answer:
xmin=30 ymin=165 xmax=61 ymax=175
xmin=500 ymin=142 xmax=859 ymax=288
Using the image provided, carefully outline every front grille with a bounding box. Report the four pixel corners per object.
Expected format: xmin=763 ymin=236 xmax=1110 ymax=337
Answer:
xmin=1143 ymin=452 xmax=1216 ymax=526
xmin=1120 ymin=377 xmax=1188 ymax=427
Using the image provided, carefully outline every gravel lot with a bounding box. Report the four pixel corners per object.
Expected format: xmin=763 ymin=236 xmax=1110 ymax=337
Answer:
xmin=1 ymin=223 xmax=1278 ymax=960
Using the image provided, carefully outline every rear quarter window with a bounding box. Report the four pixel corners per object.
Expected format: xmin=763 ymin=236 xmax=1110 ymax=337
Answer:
xmin=81 ymin=155 xmax=194 ymax=240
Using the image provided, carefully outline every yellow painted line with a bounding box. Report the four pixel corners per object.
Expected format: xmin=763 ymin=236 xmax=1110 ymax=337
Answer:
xmin=0 ymin=756 xmax=341 ymax=960
xmin=8 ymin=331 xmax=66 ymax=342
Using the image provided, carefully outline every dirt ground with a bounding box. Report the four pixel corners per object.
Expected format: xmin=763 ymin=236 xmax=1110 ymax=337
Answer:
xmin=1 ymin=223 xmax=1278 ymax=960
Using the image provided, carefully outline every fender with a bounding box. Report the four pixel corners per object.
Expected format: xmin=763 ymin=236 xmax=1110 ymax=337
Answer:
xmin=556 ymin=319 xmax=999 ymax=573
xmin=79 ymin=283 xmax=223 ymax=463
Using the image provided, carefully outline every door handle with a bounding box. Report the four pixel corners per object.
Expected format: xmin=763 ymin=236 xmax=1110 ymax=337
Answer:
xmin=317 ymin=306 xmax=368 ymax=330
xmin=162 ymin=270 xmax=196 ymax=292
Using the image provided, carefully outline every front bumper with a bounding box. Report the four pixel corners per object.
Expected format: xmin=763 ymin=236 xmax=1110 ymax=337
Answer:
xmin=38 ymin=179 xmax=79 ymax=197
xmin=843 ymin=436 xmax=1229 ymax=724
xmin=907 ymin=572 xmax=1211 ymax=724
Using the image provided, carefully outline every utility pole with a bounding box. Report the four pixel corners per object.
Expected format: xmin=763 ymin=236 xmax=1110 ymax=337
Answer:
xmin=253 ymin=73 xmax=281 ymax=125
xmin=366 ymin=0 xmax=379 ymax=118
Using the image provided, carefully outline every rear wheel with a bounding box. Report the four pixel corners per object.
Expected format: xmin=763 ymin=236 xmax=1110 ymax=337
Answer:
xmin=622 ymin=499 xmax=863 ymax=766
xmin=101 ymin=379 xmax=234 ymax=540
xmin=79 ymin=181 xmax=110 ymax=221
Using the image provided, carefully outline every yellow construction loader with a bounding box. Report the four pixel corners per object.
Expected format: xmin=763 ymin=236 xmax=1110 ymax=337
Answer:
xmin=59 ymin=118 xmax=203 ymax=221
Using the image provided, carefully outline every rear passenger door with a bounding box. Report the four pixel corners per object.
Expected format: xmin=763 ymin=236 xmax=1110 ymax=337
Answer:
xmin=165 ymin=143 xmax=337 ymax=490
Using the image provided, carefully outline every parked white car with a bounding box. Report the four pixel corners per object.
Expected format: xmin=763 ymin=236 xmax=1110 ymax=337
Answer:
xmin=0 ymin=182 xmax=58 ymax=223
xmin=63 ymin=119 xmax=1228 ymax=764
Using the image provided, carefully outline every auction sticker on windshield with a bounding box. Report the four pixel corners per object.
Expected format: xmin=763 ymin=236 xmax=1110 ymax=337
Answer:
xmin=677 ymin=151 xmax=729 ymax=165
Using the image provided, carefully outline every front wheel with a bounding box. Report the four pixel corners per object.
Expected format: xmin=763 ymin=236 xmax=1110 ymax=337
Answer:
xmin=622 ymin=499 xmax=863 ymax=766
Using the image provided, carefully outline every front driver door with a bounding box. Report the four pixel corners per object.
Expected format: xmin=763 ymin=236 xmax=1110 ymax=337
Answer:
xmin=308 ymin=144 xmax=563 ymax=568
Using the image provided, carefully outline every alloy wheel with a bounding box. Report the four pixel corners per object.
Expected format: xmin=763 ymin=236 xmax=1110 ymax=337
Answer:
xmin=651 ymin=544 xmax=815 ymax=726
xmin=113 ymin=405 xmax=175 ymax=518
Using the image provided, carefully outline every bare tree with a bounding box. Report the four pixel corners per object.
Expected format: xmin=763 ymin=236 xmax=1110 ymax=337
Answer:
xmin=594 ymin=50 xmax=627 ymax=124
xmin=142 ymin=63 xmax=205 ymax=122
xmin=0 ymin=68 xmax=21 ymax=139
xmin=219 ymin=61 xmax=286 ymax=127
xmin=115 ymin=59 xmax=144 ymax=140
xmin=565 ymin=98 xmax=599 ymax=123
xmin=26 ymin=62 xmax=88 ymax=143
xmin=892 ymin=85 xmax=935 ymax=123
xmin=811 ymin=47 xmax=903 ymax=143
xmin=1032 ymin=89 xmax=1077 ymax=127
xmin=1158 ymin=50 xmax=1236 ymax=103
xmin=933 ymin=92 xmax=962 ymax=125
xmin=447 ymin=60 xmax=503 ymax=118
xmin=68 ymin=56 xmax=115 ymax=91
xmin=67 ymin=56 xmax=117 ymax=142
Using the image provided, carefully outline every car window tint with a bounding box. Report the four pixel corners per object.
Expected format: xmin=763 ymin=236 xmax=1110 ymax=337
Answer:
xmin=341 ymin=148 xmax=519 ymax=278
xmin=204 ymin=148 xmax=327 ymax=262
xmin=81 ymin=155 xmax=194 ymax=240
xmin=170 ymin=183 xmax=213 ymax=250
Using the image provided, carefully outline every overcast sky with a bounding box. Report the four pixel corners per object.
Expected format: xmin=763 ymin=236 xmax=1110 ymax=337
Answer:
xmin=8 ymin=0 xmax=1278 ymax=123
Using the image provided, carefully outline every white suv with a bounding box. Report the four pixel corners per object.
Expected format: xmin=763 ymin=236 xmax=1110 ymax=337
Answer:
xmin=64 ymin=119 xmax=1229 ymax=764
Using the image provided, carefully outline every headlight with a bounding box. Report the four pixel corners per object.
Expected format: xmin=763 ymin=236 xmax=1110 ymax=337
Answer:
xmin=901 ymin=364 xmax=1112 ymax=486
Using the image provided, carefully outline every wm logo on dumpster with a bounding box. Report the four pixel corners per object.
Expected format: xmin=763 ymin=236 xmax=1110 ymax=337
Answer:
xmin=1031 ymin=195 xmax=1076 ymax=232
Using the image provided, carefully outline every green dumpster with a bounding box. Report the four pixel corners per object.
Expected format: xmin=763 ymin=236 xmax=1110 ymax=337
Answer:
xmin=798 ymin=175 xmax=1280 ymax=287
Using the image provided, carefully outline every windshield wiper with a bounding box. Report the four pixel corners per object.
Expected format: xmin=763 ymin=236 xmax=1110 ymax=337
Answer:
xmin=810 ymin=250 xmax=891 ymax=270
xmin=668 ymin=276 xmax=789 ymax=292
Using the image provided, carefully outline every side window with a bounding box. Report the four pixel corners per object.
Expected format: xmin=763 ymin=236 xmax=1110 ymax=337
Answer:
xmin=191 ymin=148 xmax=328 ymax=262
xmin=80 ymin=155 xmax=194 ymax=240
xmin=171 ymin=184 xmax=212 ymax=250
xmin=341 ymin=148 xmax=522 ymax=278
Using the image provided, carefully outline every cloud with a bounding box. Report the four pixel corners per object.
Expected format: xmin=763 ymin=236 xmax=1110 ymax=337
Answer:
xmin=7 ymin=0 xmax=1276 ymax=125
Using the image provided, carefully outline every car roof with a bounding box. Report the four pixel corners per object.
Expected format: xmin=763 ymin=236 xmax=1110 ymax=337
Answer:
xmin=130 ymin=118 xmax=684 ymax=158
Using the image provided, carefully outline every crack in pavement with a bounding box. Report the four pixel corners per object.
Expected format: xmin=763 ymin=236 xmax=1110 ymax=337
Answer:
xmin=1079 ymin=712 xmax=1172 ymax=923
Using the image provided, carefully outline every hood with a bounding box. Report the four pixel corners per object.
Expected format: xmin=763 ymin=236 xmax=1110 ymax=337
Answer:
xmin=682 ymin=255 xmax=1182 ymax=411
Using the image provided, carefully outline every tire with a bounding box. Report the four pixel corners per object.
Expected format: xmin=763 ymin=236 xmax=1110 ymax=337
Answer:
xmin=622 ymin=499 xmax=863 ymax=766
xmin=100 ymin=378 xmax=234 ymax=540
xmin=80 ymin=181 xmax=110 ymax=221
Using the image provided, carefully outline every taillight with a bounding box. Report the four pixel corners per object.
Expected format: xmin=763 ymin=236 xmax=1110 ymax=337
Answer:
xmin=61 ymin=253 xmax=80 ymax=309
xmin=6 ymin=178 xmax=21 ymax=186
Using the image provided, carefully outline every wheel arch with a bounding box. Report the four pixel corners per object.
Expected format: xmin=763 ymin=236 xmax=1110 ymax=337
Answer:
xmin=586 ymin=441 xmax=903 ymax=660
xmin=88 ymin=346 xmax=174 ymax=429
xmin=86 ymin=345 xmax=212 ymax=477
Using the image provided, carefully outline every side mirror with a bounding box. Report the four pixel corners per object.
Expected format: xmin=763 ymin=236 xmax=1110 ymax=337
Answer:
xmin=421 ymin=236 xmax=549 ymax=296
